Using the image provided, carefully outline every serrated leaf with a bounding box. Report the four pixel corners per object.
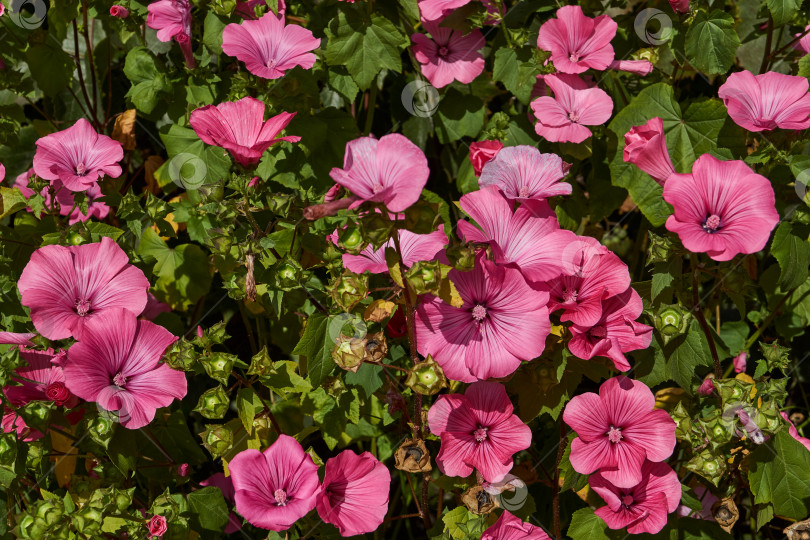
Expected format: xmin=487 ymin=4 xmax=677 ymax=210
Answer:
xmin=492 ymin=47 xmax=540 ymax=104
xmin=684 ymin=11 xmax=741 ymax=75
xmin=292 ymin=314 xmax=335 ymax=386
xmin=0 ymin=187 xmax=28 ymax=219
xmin=664 ymin=320 xmax=715 ymax=391
xmin=26 ymin=44 xmax=73 ymax=97
xmin=236 ymin=388 xmax=263 ymax=434
xmin=766 ymin=0 xmax=802 ymax=26
xmin=434 ymin=88 xmax=485 ymax=144
xmin=748 ymin=429 xmax=810 ymax=519
xmin=770 ymin=222 xmax=810 ymax=290
xmin=188 ymin=486 xmax=229 ymax=533
xmin=567 ymin=507 xmax=618 ymax=540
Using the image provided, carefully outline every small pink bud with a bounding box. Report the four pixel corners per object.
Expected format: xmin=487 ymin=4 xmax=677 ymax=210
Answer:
xmin=196 ymin=325 xmax=204 ymax=338
xmin=147 ymin=515 xmax=168 ymax=538
xmin=248 ymin=176 xmax=260 ymax=188
xmin=110 ymin=5 xmax=130 ymax=18
xmin=698 ymin=377 xmax=714 ymax=396
xmin=177 ymin=463 xmax=190 ymax=477
xmin=733 ymin=351 xmax=747 ymax=374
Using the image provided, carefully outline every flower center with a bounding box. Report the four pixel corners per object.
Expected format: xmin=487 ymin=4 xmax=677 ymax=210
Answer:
xmin=621 ymin=494 xmax=634 ymax=507
xmin=438 ymin=46 xmax=449 ymax=57
xmin=569 ymin=51 xmax=581 ymax=62
xmin=371 ymin=182 xmax=384 ymax=194
xmin=589 ymin=325 xmax=607 ymax=338
xmin=568 ymin=111 xmax=580 ymax=123
xmin=471 ymin=304 xmax=487 ymax=322
xmin=45 ymin=382 xmax=70 ymax=405
xmin=113 ymin=372 xmax=127 ymax=388
xmin=474 ymin=426 xmax=489 ymax=442
xmin=75 ymin=299 xmax=91 ymax=316
xmin=703 ymin=214 xmax=722 ymax=233
xmin=518 ymin=185 xmax=531 ymax=198
xmin=607 ymin=426 xmax=623 ymax=443
xmin=75 ymin=162 xmax=86 ymax=176
xmin=265 ymin=58 xmax=277 ymax=70
xmin=561 ymin=287 xmax=578 ymax=304
xmin=274 ymin=489 xmax=288 ymax=506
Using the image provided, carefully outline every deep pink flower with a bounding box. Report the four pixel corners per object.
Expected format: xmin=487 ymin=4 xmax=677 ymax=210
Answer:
xmin=411 ymin=21 xmax=485 ymax=89
xmin=568 ymin=289 xmax=652 ymax=371
xmin=146 ymin=0 xmax=191 ymax=42
xmin=0 ymin=3 xmax=4 ymax=16
xmin=64 ymin=309 xmax=185 ymax=430
xmin=481 ymin=511 xmax=550 ymax=539
xmin=718 ymin=71 xmax=810 ymax=132
xmin=417 ymin=0 xmax=470 ymax=22
xmin=141 ymin=292 xmax=172 ymax=321
xmin=0 ymin=333 xmax=35 ymax=346
xmin=200 ymin=473 xmax=242 ymax=533
xmin=110 ymin=5 xmax=129 ymax=17
xmin=531 ymin=74 xmax=613 ymax=143
xmin=609 ymin=59 xmax=654 ymax=76
xmin=623 ymin=117 xmax=676 ymax=186
xmin=536 ymin=5 xmax=616 ymax=74
xmin=222 ymin=12 xmax=320 ymax=79
xmin=781 ymin=412 xmax=810 ymax=452
xmin=32 ymin=119 xmax=123 ymax=192
xmin=316 ymin=450 xmax=391 ymax=536
xmin=478 ymin=145 xmax=572 ymax=201
xmin=416 ymin=254 xmax=550 ymax=382
xmin=794 ymin=25 xmax=810 ymax=55
xmin=190 ymin=97 xmax=300 ymax=167
xmin=340 ymin=226 xmax=447 ymax=274
xmin=676 ymin=486 xmax=718 ymax=521
xmin=563 ymin=376 xmax=677 ymax=488
xmin=428 ymin=382 xmax=531 ymax=482
xmin=539 ymin=236 xmax=631 ymax=327
xmin=147 ymin=515 xmax=168 ymax=538
xmin=733 ymin=351 xmax=747 ymax=373
xmin=15 ymin=170 xmax=110 ymax=224
xmin=669 ymin=0 xmax=689 ymax=13
xmin=229 ymin=434 xmax=319 ymax=531
xmin=0 ymin=162 xmax=4 ymax=183
xmin=590 ymin=460 xmax=681 ymax=534
xmin=663 ymin=154 xmax=779 ymax=262
xmin=457 ymin=186 xmax=575 ymax=284
xmin=235 ymin=0 xmax=286 ymax=19
xmin=18 ymin=237 xmax=150 ymax=340
xmin=469 ymin=140 xmax=503 ymax=176
xmin=328 ymin=134 xmax=429 ymax=213
xmin=177 ymin=463 xmax=190 ymax=476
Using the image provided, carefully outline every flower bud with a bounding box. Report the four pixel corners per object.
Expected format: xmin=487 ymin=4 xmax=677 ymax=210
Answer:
xmin=328 ymin=273 xmax=369 ymax=312
xmin=654 ymin=304 xmax=691 ymax=344
xmin=403 ymin=200 xmax=440 ymax=235
xmin=193 ymin=386 xmax=230 ymax=419
xmin=646 ymin=232 xmax=675 ymax=265
xmin=331 ymin=334 xmax=366 ymax=373
xmin=405 ymin=356 xmax=447 ymax=396
xmin=25 ymin=442 xmax=45 ymax=470
xmin=363 ymin=332 xmax=388 ymax=363
xmin=267 ymin=193 xmax=293 ymax=214
xmin=163 ymin=339 xmax=196 ymax=371
xmin=73 ymin=507 xmax=103 ymax=537
xmin=109 ymin=5 xmax=129 ymax=17
xmin=386 ymin=308 xmax=408 ymax=338
xmin=325 ymin=376 xmax=348 ymax=399
xmin=201 ymin=424 xmax=233 ymax=458
xmin=461 ymin=485 xmax=497 ymax=515
xmin=337 ymin=225 xmax=365 ymax=254
xmin=759 ymin=341 xmax=791 ymax=373
xmin=200 ymin=352 xmax=236 ymax=384
xmin=394 ymin=438 xmax=432 ymax=473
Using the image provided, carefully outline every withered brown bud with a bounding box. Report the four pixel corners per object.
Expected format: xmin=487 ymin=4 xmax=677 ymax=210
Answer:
xmin=331 ymin=334 xmax=366 ymax=373
xmin=461 ymin=485 xmax=497 ymax=515
xmin=394 ymin=438 xmax=432 ymax=473
xmin=790 ymin=411 xmax=806 ymax=426
xmin=364 ymin=300 xmax=396 ymax=323
xmin=784 ymin=517 xmax=810 ymax=540
xmin=712 ymin=497 xmax=739 ymax=534
xmin=363 ymin=332 xmax=389 ymax=363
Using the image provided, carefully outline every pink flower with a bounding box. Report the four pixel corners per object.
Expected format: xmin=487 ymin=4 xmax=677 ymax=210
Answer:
xmin=540 ymin=236 xmax=631 ymax=327
xmin=469 ymin=140 xmax=503 ymax=176
xmin=18 ymin=237 xmax=150 ymax=340
xmin=663 ymin=154 xmax=779 ymax=262
xmin=794 ymin=25 xmax=810 ymax=55
xmin=141 ymin=292 xmax=172 ymax=320
xmin=415 ymin=254 xmax=550 ymax=382
xmin=563 ymin=376 xmax=677 ymax=488
xmin=177 ymin=463 xmax=190 ymax=476
xmin=669 ymin=0 xmax=689 ymax=13
xmin=478 ymin=145 xmax=572 ymax=201
xmin=733 ymin=351 xmax=747 ymax=373
xmin=147 ymin=515 xmax=168 ymax=538
xmin=190 ymin=97 xmax=300 ymax=167
xmin=222 ymin=12 xmax=320 ymax=79
xmin=568 ymin=289 xmax=652 ymax=371
xmin=329 ymin=134 xmax=429 ymax=213
xmin=481 ymin=510 xmax=550 ymax=539
xmin=417 ymin=0 xmax=470 ymax=22
xmin=718 ymin=71 xmax=810 ymax=132
xmin=623 ymin=117 xmax=676 ymax=186
xmin=340 ymin=226 xmax=448 ymax=274
xmin=531 ymin=74 xmax=613 ymax=143
xmin=0 ymin=162 xmax=4 ymax=183
xmin=147 ymin=0 xmax=190 ymax=42
xmin=110 ymin=5 xmax=130 ymax=17
xmin=235 ymin=0 xmax=286 ymax=19
xmin=200 ymin=473 xmax=242 ymax=533
xmin=590 ymin=460 xmax=681 ymax=534
xmin=0 ymin=333 xmax=36 ymax=346
xmin=64 ymin=309 xmax=185 ymax=429
xmin=676 ymin=486 xmax=718 ymax=521
xmin=32 ymin=118 xmax=123 ymax=192
xmin=781 ymin=412 xmax=810 ymax=453
xmin=609 ymin=59 xmax=654 ymax=76
xmin=457 ymin=186 xmax=575 ymax=284
xmin=411 ymin=21 xmax=485 ymax=88
xmin=428 ymin=382 xmax=531 ymax=482
xmin=15 ymin=170 xmax=110 ymax=224
xmin=536 ymin=5 xmax=616 ymax=74
xmin=316 ymin=450 xmax=391 ymax=536
xmin=229 ymin=434 xmax=319 ymax=531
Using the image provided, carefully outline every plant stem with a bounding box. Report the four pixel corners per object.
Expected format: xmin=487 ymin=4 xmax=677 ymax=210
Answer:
xmin=760 ymin=15 xmax=774 ymax=74
xmin=363 ymin=85 xmax=378 ymax=136
xmin=744 ymin=287 xmax=798 ymax=350
xmin=690 ymin=254 xmax=721 ymax=376
xmin=72 ymin=20 xmax=98 ymax=127
xmin=81 ymin=1 xmax=99 ymax=120
xmin=552 ymin=422 xmax=566 ymax=540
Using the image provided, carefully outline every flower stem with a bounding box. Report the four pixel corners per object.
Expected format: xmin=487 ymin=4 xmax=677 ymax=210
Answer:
xmin=690 ymin=254 xmax=721 ymax=376
xmin=552 ymin=422 xmax=566 ymax=539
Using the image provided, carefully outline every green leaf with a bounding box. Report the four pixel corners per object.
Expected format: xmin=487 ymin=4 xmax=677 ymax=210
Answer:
xmin=440 ymin=507 xmax=486 ymax=540
xmin=159 ymin=124 xmax=232 ymax=187
xmin=766 ymin=0 xmax=802 ymax=26
xmin=26 ymin=45 xmax=73 ymax=97
xmin=799 ymin=55 xmax=810 ymax=80
xmin=325 ymin=11 xmax=408 ymax=89
xmin=328 ymin=68 xmax=359 ymax=102
xmin=344 ymin=362 xmax=384 ymax=398
xmin=260 ymin=360 xmax=312 ymax=398
xmin=292 ymin=314 xmax=336 ymax=387
xmin=123 ymin=47 xmax=171 ymax=114
xmin=86 ymin=222 xmax=124 ymax=242
xmin=567 ymin=508 xmax=617 ymax=540
xmin=434 ymin=89 xmax=485 ymax=144
xmin=0 ymin=187 xmax=28 ymax=219
xmin=188 ymin=486 xmax=229 ymax=533
xmin=685 ymin=11 xmax=741 ymax=75
xmin=203 ymin=11 xmax=227 ymax=54
xmin=664 ymin=319 xmax=715 ymax=391
xmin=770 ymin=222 xmax=810 ymax=291
xmin=492 ymin=47 xmax=541 ymax=104
xmin=236 ymin=388 xmax=263 ymax=434
xmin=748 ymin=429 xmax=810 ymax=519
xmin=107 ymin=428 xmax=138 ymax=477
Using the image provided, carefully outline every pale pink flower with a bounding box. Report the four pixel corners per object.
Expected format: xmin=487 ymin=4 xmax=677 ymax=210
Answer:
xmin=623 ymin=117 xmax=676 ymax=186
xmin=222 ymin=12 xmax=320 ymax=79
xmin=793 ymin=25 xmax=810 ymax=55
xmin=316 ymin=450 xmax=391 ymax=536
xmin=147 ymin=515 xmax=168 ymax=538
xmin=200 ymin=473 xmax=242 ymax=533
xmin=590 ymin=460 xmax=681 ymax=534
xmin=733 ymin=351 xmax=747 ymax=373
xmin=478 ymin=145 xmax=572 ymax=201
xmin=531 ymin=74 xmax=613 ymax=143
xmin=415 ymin=254 xmax=550 ymax=382
xmin=781 ymin=412 xmax=810 ymax=453
xmin=411 ymin=21 xmax=485 ymax=88
xmin=676 ymin=486 xmax=718 ymax=521
xmin=669 ymin=0 xmax=689 ymax=13
xmin=190 ymin=97 xmax=300 ymax=167
xmin=18 ymin=237 xmax=150 ymax=340
xmin=469 ymin=140 xmax=503 ymax=176
xmin=15 ymin=169 xmax=110 ymax=224
xmin=563 ymin=376 xmax=677 ymax=488
xmin=64 ymin=309 xmax=185 ymax=429
xmin=110 ymin=5 xmax=129 ymax=17
xmin=609 ymin=59 xmax=654 ymax=76
xmin=146 ymin=0 xmax=191 ymax=42
xmin=568 ymin=289 xmax=652 ymax=372
xmin=32 ymin=118 xmax=123 ymax=192
xmin=340 ymin=226 xmax=448 ymax=274
xmin=663 ymin=154 xmax=779 ymax=262
xmin=536 ymin=5 xmax=616 ymax=74
xmin=428 ymin=382 xmax=531 ymax=482
xmin=481 ymin=510 xmax=550 ymax=539
xmin=457 ymin=186 xmax=575 ymax=284
xmin=718 ymin=71 xmax=810 ymax=132
xmin=229 ymin=434 xmax=319 ymax=531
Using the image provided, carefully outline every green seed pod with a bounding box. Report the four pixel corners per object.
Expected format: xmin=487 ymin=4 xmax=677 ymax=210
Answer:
xmin=403 ymin=200 xmax=440 ymax=236
xmin=0 ymin=433 xmax=17 ymax=467
xmin=405 ymin=260 xmax=441 ymax=295
xmin=72 ymin=507 xmax=103 ymax=537
xmin=200 ymin=352 xmax=236 ymax=384
xmin=759 ymin=341 xmax=791 ymax=373
xmin=25 ymin=442 xmax=45 ymax=470
xmin=247 ymin=346 xmax=274 ymax=377
xmin=444 ymin=243 xmax=477 ymax=272
xmin=267 ymin=193 xmax=293 ymax=215
xmin=685 ymin=449 xmax=726 ymax=486
xmin=654 ymin=304 xmax=691 ymax=344
xmin=646 ymin=231 xmax=676 ymax=265
xmin=328 ymin=272 xmax=369 ymax=312
xmin=274 ymin=258 xmax=303 ymax=291
xmin=671 ymin=402 xmax=695 ymax=443
xmin=337 ymin=226 xmax=366 ymax=254
xmin=87 ymin=414 xmax=116 ymax=447
xmin=405 ymin=356 xmax=447 ymax=396
xmin=163 ymin=339 xmax=196 ymax=371
xmin=194 ymin=386 xmax=230 ymax=419
xmin=332 ymin=334 xmax=366 ymax=373
xmin=201 ymin=424 xmax=234 ymax=458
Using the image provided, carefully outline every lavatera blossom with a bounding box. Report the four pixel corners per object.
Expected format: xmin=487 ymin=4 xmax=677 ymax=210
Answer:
xmin=477 ymin=145 xmax=572 ymax=201
xmin=536 ymin=5 xmax=617 ymax=74
xmin=428 ymin=382 xmax=531 ymax=482
xmin=563 ymin=376 xmax=677 ymax=488
xmin=411 ymin=20 xmax=485 ymax=89
xmin=335 ymin=225 xmax=448 ymax=274
xmin=623 ymin=117 xmax=676 ymax=186
xmin=718 ymin=71 xmax=810 ymax=132
xmin=481 ymin=510 xmax=551 ymax=539
xmin=530 ymin=74 xmax=613 ymax=144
